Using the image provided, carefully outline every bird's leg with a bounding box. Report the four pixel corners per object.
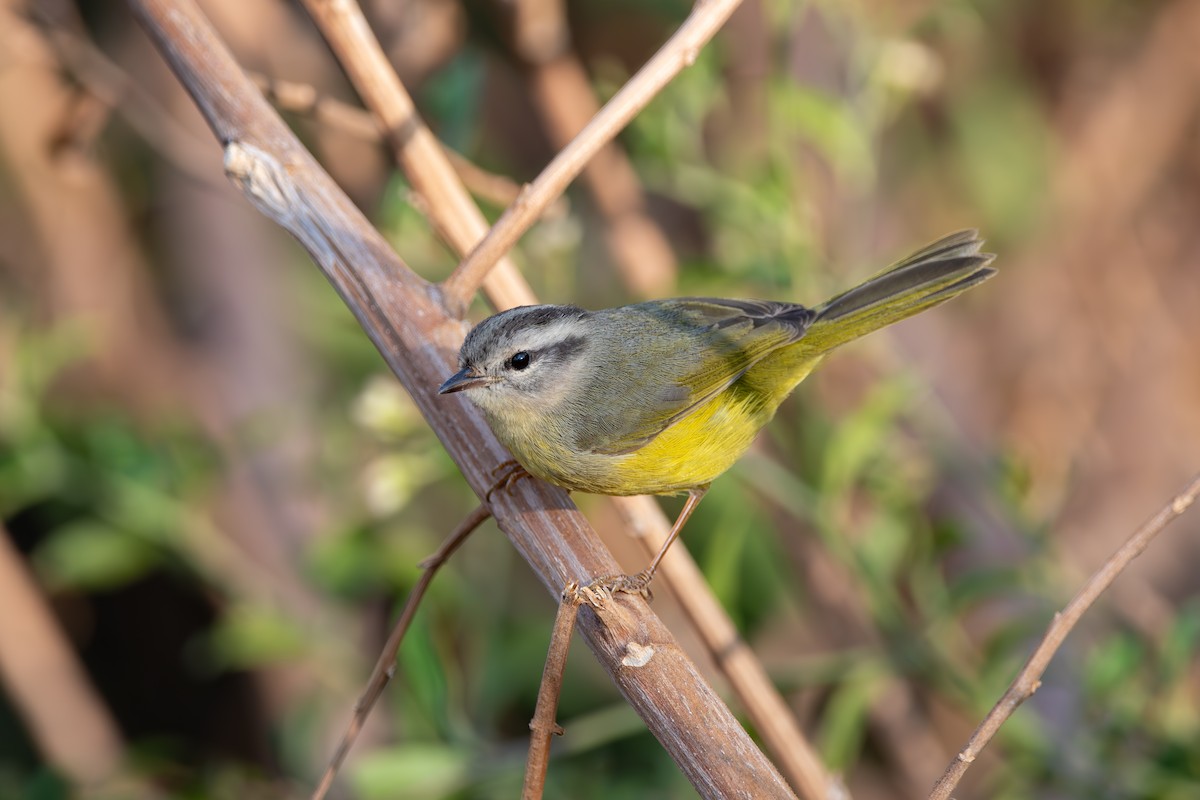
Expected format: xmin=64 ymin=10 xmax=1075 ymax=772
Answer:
xmin=575 ymin=487 xmax=709 ymax=607
xmin=485 ymin=459 xmax=532 ymax=503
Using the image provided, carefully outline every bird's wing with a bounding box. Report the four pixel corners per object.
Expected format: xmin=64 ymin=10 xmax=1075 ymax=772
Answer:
xmin=577 ymin=298 xmax=815 ymax=455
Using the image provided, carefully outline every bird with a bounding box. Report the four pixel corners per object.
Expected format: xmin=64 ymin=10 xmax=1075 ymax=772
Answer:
xmin=439 ymin=230 xmax=995 ymax=597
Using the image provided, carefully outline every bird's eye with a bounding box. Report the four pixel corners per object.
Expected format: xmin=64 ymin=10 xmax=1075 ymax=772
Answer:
xmin=508 ymin=351 xmax=531 ymax=370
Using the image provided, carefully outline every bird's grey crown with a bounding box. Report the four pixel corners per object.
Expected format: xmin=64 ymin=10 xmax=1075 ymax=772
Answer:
xmin=458 ymin=304 xmax=589 ymax=367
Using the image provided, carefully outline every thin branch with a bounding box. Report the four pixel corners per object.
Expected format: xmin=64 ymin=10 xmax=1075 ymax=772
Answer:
xmin=128 ymin=1 xmax=796 ymax=796
xmin=39 ymin=18 xmax=550 ymax=223
xmin=247 ymin=71 xmax=563 ymax=217
xmin=441 ymin=0 xmax=745 ymax=316
xmin=297 ymin=0 xmax=537 ymax=310
xmin=525 ymin=55 xmax=678 ymax=297
xmin=293 ymin=0 xmax=832 ymax=794
xmin=246 ymin=71 xmax=377 ymax=141
xmin=312 ymin=504 xmax=491 ymax=800
xmin=512 ymin=0 xmax=677 ymax=296
xmin=439 ymin=146 xmax=568 ymax=221
xmin=522 ymin=584 xmax=583 ymax=800
xmin=928 ymin=472 xmax=1200 ymax=800
xmin=613 ymin=495 xmax=844 ymax=800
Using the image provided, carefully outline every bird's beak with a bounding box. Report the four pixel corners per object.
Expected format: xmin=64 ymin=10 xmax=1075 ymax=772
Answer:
xmin=438 ymin=366 xmax=494 ymax=394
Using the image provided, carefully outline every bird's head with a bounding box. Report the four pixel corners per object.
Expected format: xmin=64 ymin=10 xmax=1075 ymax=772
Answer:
xmin=438 ymin=304 xmax=593 ymax=416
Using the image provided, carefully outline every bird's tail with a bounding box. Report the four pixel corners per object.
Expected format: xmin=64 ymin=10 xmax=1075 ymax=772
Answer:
xmin=801 ymin=230 xmax=996 ymax=355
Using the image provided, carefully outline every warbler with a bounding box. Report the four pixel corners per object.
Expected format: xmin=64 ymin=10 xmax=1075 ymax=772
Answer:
xmin=440 ymin=230 xmax=995 ymax=592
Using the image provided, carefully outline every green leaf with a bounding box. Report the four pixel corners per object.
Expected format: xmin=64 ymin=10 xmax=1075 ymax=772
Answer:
xmin=351 ymin=744 xmax=471 ymax=800
xmin=1083 ymin=633 xmax=1145 ymax=701
xmin=772 ymin=83 xmax=876 ymax=187
xmin=818 ymin=379 xmax=910 ymax=503
xmin=818 ymin=662 xmax=883 ymax=770
xmin=34 ymin=521 xmax=159 ymax=590
xmin=197 ymin=605 xmax=309 ymax=672
xmin=397 ymin=610 xmax=453 ymax=738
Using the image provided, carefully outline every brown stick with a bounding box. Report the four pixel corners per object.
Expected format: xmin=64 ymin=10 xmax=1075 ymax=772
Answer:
xmin=128 ymin=1 xmax=795 ymax=796
xmin=512 ymin=0 xmax=677 ymax=297
xmin=441 ymin=0 xmax=746 ymax=316
xmin=311 ymin=505 xmax=491 ymax=800
xmin=522 ymin=584 xmax=583 ymax=800
xmin=247 ymin=71 xmax=564 ymax=216
xmin=613 ymin=495 xmax=843 ymax=800
xmin=928 ymin=473 xmax=1200 ymax=800
xmin=39 ymin=17 xmax=547 ymax=220
xmin=284 ymin=2 xmax=828 ymax=796
xmin=297 ymin=0 xmax=536 ymax=311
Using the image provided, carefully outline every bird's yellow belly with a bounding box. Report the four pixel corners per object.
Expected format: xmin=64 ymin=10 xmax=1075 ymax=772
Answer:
xmin=529 ymin=390 xmax=770 ymax=496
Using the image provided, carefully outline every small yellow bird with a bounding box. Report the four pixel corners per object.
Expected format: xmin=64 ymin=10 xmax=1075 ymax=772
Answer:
xmin=440 ymin=230 xmax=995 ymax=593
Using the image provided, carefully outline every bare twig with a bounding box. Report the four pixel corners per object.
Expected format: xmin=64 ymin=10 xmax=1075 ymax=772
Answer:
xmin=441 ymin=0 xmax=745 ymax=316
xmin=247 ymin=71 xmax=378 ymax=141
xmin=297 ymin=0 xmax=536 ymax=310
xmin=522 ymin=584 xmax=583 ymax=800
xmin=40 ymin=16 xmax=549 ymax=223
xmin=296 ymin=1 xmax=830 ymax=794
xmin=928 ymin=473 xmax=1200 ymax=800
xmin=247 ymin=71 xmax=562 ymax=216
xmin=512 ymin=0 xmax=677 ymax=296
xmin=614 ymin=495 xmax=844 ymax=800
xmin=439 ymin=147 xmax=568 ymax=221
xmin=129 ymin=1 xmax=796 ymax=796
xmin=312 ymin=504 xmax=491 ymax=800
xmin=525 ymin=55 xmax=678 ymax=297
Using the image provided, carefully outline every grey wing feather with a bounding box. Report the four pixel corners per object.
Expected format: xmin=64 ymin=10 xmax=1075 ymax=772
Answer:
xmin=572 ymin=298 xmax=815 ymax=455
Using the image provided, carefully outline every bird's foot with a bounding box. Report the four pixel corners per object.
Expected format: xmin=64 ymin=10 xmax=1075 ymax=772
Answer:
xmin=567 ymin=569 xmax=654 ymax=608
xmin=485 ymin=460 xmax=532 ymax=503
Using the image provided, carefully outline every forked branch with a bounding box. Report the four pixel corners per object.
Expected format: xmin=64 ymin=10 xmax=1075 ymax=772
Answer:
xmin=929 ymin=473 xmax=1200 ymax=799
xmin=128 ymin=0 xmax=796 ymax=796
xmin=440 ymin=0 xmax=746 ymax=315
xmin=292 ymin=0 xmax=834 ymax=793
xmin=311 ymin=505 xmax=492 ymax=800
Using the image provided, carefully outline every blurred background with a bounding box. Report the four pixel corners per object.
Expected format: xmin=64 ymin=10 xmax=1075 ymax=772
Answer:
xmin=2 ymin=0 xmax=1199 ymax=797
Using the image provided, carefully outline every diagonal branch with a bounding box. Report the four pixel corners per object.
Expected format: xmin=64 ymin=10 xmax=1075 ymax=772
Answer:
xmin=298 ymin=0 xmax=536 ymax=311
xmin=511 ymin=0 xmax=678 ymax=297
xmin=280 ymin=0 xmax=833 ymax=792
xmin=440 ymin=0 xmax=746 ymax=316
xmin=293 ymin=0 xmax=835 ymax=793
xmin=127 ymin=0 xmax=796 ymax=796
xmin=928 ymin=473 xmax=1200 ymax=800
xmin=312 ymin=504 xmax=492 ymax=800
xmin=614 ymin=494 xmax=844 ymax=800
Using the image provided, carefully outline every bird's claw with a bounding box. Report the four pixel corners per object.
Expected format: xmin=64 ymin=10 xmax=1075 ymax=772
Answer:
xmin=566 ymin=570 xmax=653 ymax=608
xmin=485 ymin=460 xmax=531 ymax=503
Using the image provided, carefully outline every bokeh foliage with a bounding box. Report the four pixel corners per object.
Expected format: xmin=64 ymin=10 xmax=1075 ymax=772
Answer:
xmin=2 ymin=0 xmax=1199 ymax=798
